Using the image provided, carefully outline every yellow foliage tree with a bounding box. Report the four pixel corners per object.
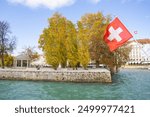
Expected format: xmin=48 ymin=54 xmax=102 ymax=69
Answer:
xmin=79 ymin=12 xmax=111 ymax=68
xmin=0 ymin=54 xmax=13 ymax=67
xmin=66 ymin=21 xmax=79 ymax=69
xmin=39 ymin=13 xmax=77 ymax=69
xmin=78 ymin=12 xmax=131 ymax=73
xmin=77 ymin=21 xmax=90 ymax=69
xmin=39 ymin=25 xmax=60 ymax=70
xmin=39 ymin=12 xmax=131 ymax=72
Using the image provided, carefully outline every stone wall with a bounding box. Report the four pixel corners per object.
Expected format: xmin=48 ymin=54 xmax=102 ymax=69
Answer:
xmin=0 ymin=69 xmax=111 ymax=83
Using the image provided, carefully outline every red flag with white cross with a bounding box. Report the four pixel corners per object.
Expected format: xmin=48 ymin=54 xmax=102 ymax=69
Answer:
xmin=103 ymin=17 xmax=133 ymax=52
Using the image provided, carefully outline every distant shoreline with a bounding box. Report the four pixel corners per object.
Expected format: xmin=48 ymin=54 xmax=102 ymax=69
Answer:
xmin=123 ymin=65 xmax=150 ymax=69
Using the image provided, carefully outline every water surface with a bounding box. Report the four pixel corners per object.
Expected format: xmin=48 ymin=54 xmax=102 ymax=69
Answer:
xmin=0 ymin=69 xmax=150 ymax=100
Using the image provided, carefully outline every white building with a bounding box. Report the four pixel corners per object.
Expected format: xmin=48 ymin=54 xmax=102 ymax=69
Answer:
xmin=127 ymin=39 xmax=150 ymax=65
xmin=13 ymin=54 xmax=31 ymax=68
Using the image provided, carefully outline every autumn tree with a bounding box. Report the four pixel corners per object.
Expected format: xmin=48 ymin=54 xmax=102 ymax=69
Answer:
xmin=79 ymin=12 xmax=111 ymax=68
xmin=39 ymin=13 xmax=69 ymax=69
xmin=78 ymin=12 xmax=131 ymax=73
xmin=77 ymin=21 xmax=90 ymax=69
xmin=0 ymin=54 xmax=14 ymax=67
xmin=58 ymin=16 xmax=68 ymax=68
xmin=39 ymin=12 xmax=131 ymax=72
xmin=102 ymin=44 xmax=131 ymax=74
xmin=0 ymin=21 xmax=16 ymax=69
xmin=66 ymin=21 xmax=79 ymax=69
xmin=39 ymin=27 xmax=60 ymax=70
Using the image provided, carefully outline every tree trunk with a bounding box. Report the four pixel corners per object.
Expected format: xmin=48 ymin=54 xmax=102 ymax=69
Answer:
xmin=110 ymin=66 xmax=119 ymax=75
xmin=1 ymin=52 xmax=5 ymax=69
xmin=61 ymin=62 xmax=66 ymax=68
xmin=75 ymin=62 xmax=80 ymax=69
xmin=96 ymin=60 xmax=99 ymax=68
xmin=84 ymin=66 xmax=88 ymax=70
xmin=116 ymin=66 xmax=119 ymax=72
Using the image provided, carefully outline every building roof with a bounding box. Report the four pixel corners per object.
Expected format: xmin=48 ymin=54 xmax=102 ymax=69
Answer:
xmin=136 ymin=39 xmax=150 ymax=44
xmin=128 ymin=39 xmax=150 ymax=45
xmin=15 ymin=54 xmax=31 ymax=60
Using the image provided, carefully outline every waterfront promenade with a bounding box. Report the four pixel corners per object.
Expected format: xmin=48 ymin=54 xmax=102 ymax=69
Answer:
xmin=123 ymin=65 xmax=150 ymax=69
xmin=0 ymin=68 xmax=111 ymax=83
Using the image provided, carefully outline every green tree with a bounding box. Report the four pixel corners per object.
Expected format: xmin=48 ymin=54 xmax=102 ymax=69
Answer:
xmin=0 ymin=21 xmax=16 ymax=69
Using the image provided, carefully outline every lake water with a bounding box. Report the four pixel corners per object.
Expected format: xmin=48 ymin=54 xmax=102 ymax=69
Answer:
xmin=0 ymin=69 xmax=150 ymax=100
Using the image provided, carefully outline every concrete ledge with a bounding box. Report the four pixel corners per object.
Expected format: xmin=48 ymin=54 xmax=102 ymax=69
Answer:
xmin=0 ymin=68 xmax=111 ymax=83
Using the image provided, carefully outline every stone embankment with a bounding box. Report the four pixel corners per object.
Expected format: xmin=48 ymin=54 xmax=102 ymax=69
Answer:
xmin=0 ymin=68 xmax=111 ymax=83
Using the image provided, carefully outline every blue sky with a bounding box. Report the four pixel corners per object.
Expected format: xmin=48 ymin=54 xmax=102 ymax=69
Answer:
xmin=0 ymin=0 xmax=150 ymax=55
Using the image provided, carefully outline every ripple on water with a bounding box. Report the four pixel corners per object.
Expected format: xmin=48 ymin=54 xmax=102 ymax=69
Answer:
xmin=0 ymin=69 xmax=150 ymax=100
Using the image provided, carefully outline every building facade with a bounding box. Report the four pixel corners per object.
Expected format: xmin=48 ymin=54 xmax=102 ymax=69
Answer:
xmin=13 ymin=54 xmax=31 ymax=68
xmin=127 ymin=39 xmax=150 ymax=65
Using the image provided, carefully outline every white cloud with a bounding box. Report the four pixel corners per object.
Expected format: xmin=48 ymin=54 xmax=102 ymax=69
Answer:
xmin=8 ymin=0 xmax=75 ymax=9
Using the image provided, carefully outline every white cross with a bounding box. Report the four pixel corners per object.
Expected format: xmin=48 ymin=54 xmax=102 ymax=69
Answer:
xmin=108 ymin=26 xmax=123 ymax=42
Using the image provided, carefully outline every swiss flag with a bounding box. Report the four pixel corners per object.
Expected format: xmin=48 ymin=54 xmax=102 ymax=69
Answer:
xmin=103 ymin=17 xmax=133 ymax=52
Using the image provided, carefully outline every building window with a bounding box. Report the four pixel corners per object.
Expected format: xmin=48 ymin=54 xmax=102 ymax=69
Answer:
xmin=23 ymin=60 xmax=27 ymax=67
xmin=17 ymin=60 xmax=21 ymax=67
